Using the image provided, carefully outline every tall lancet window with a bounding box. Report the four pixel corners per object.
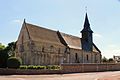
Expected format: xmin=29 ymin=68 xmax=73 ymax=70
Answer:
xmin=42 ymin=46 xmax=44 ymax=52
xmin=86 ymin=55 xmax=89 ymax=61
xmin=75 ymin=53 xmax=79 ymax=63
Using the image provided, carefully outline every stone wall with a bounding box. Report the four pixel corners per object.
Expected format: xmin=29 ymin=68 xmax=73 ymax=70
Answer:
xmin=1 ymin=63 xmax=120 ymax=75
xmin=61 ymin=63 xmax=120 ymax=73
xmin=16 ymin=40 xmax=66 ymax=65
xmin=69 ymin=48 xmax=83 ymax=63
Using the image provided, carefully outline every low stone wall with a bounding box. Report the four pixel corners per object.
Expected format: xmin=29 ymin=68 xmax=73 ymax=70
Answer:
xmin=0 ymin=68 xmax=63 ymax=75
xmin=0 ymin=63 xmax=120 ymax=75
xmin=61 ymin=63 xmax=120 ymax=73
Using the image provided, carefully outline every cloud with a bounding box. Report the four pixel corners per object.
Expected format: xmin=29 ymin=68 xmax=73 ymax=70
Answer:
xmin=93 ymin=33 xmax=102 ymax=38
xmin=12 ymin=19 xmax=23 ymax=24
xmin=102 ymin=49 xmax=120 ymax=58
xmin=102 ymin=44 xmax=120 ymax=58
xmin=93 ymin=33 xmax=103 ymax=47
xmin=108 ymin=44 xmax=117 ymax=48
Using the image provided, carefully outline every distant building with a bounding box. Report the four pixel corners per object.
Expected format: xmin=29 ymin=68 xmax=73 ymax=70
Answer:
xmin=15 ymin=13 xmax=102 ymax=65
xmin=113 ymin=55 xmax=120 ymax=63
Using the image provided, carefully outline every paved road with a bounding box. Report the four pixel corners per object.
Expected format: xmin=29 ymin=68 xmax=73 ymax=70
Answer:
xmin=1 ymin=71 xmax=120 ymax=80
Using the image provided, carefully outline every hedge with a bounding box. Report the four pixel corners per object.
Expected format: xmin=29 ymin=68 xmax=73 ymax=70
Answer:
xmin=7 ymin=57 xmax=22 ymax=69
xmin=19 ymin=65 xmax=61 ymax=70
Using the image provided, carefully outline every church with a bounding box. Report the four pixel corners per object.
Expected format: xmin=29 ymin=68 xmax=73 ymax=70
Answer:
xmin=15 ymin=13 xmax=102 ymax=65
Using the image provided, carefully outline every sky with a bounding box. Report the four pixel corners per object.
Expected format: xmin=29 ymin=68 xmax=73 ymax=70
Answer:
xmin=0 ymin=0 xmax=120 ymax=58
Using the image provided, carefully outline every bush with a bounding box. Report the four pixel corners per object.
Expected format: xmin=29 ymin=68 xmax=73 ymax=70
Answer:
xmin=0 ymin=51 xmax=9 ymax=68
xmin=108 ymin=58 xmax=114 ymax=62
xmin=46 ymin=65 xmax=61 ymax=70
xmin=7 ymin=57 xmax=21 ymax=69
xmin=19 ymin=65 xmax=61 ymax=70
xmin=19 ymin=65 xmax=46 ymax=69
xmin=19 ymin=65 xmax=27 ymax=69
xmin=36 ymin=66 xmax=46 ymax=69
xmin=27 ymin=65 xmax=37 ymax=69
xmin=102 ymin=57 xmax=108 ymax=63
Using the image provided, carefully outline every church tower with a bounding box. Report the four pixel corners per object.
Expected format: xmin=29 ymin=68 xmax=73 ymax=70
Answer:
xmin=81 ymin=13 xmax=93 ymax=52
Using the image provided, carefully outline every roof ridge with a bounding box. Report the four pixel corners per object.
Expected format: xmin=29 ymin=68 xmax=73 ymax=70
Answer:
xmin=60 ymin=32 xmax=80 ymax=39
xmin=26 ymin=22 xmax=57 ymax=33
xmin=26 ymin=22 xmax=81 ymax=39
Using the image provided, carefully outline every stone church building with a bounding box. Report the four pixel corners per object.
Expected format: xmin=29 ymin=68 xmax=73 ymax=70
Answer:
xmin=16 ymin=13 xmax=101 ymax=65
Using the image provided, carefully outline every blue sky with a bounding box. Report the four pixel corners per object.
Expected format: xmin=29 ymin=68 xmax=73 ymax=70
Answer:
xmin=0 ymin=0 xmax=120 ymax=58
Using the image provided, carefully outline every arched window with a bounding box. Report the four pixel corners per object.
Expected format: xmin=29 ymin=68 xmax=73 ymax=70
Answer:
xmin=75 ymin=53 xmax=79 ymax=63
xmin=86 ymin=55 xmax=89 ymax=61
xmin=75 ymin=53 xmax=78 ymax=60
xmin=50 ymin=45 xmax=54 ymax=48
xmin=42 ymin=46 xmax=44 ymax=52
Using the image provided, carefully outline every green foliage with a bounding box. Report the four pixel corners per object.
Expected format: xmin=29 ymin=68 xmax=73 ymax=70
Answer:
xmin=36 ymin=66 xmax=46 ymax=69
xmin=102 ymin=56 xmax=108 ymax=63
xmin=46 ymin=65 xmax=61 ymax=70
xmin=108 ymin=58 xmax=114 ymax=62
xmin=7 ymin=57 xmax=21 ymax=69
xmin=0 ymin=42 xmax=16 ymax=68
xmin=20 ymin=65 xmax=46 ymax=69
xmin=0 ymin=50 xmax=9 ymax=68
xmin=0 ymin=43 xmax=5 ymax=51
xmin=0 ymin=43 xmax=8 ymax=68
xmin=19 ymin=65 xmax=27 ymax=69
xmin=27 ymin=65 xmax=37 ymax=69
xmin=5 ymin=42 xmax=16 ymax=57
xmin=102 ymin=57 xmax=114 ymax=63
xmin=19 ymin=65 xmax=61 ymax=70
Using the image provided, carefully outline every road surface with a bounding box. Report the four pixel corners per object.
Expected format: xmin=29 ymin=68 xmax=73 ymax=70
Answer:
xmin=1 ymin=71 xmax=120 ymax=80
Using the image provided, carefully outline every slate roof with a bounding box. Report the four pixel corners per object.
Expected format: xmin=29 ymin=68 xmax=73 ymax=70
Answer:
xmin=60 ymin=32 xmax=82 ymax=49
xmin=25 ymin=23 xmax=64 ymax=46
xmin=60 ymin=32 xmax=101 ymax=53
xmin=24 ymin=22 xmax=101 ymax=53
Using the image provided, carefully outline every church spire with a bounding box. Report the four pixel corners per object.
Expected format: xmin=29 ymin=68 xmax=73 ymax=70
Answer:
xmin=81 ymin=13 xmax=93 ymax=33
xmin=81 ymin=13 xmax=93 ymax=52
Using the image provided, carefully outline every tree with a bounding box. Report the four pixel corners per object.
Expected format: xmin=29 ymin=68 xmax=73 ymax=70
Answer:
xmin=7 ymin=57 xmax=21 ymax=69
xmin=0 ymin=43 xmax=8 ymax=68
xmin=102 ymin=56 xmax=108 ymax=63
xmin=0 ymin=42 xmax=16 ymax=68
xmin=0 ymin=43 xmax=5 ymax=51
xmin=108 ymin=58 xmax=114 ymax=63
xmin=5 ymin=42 xmax=16 ymax=57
